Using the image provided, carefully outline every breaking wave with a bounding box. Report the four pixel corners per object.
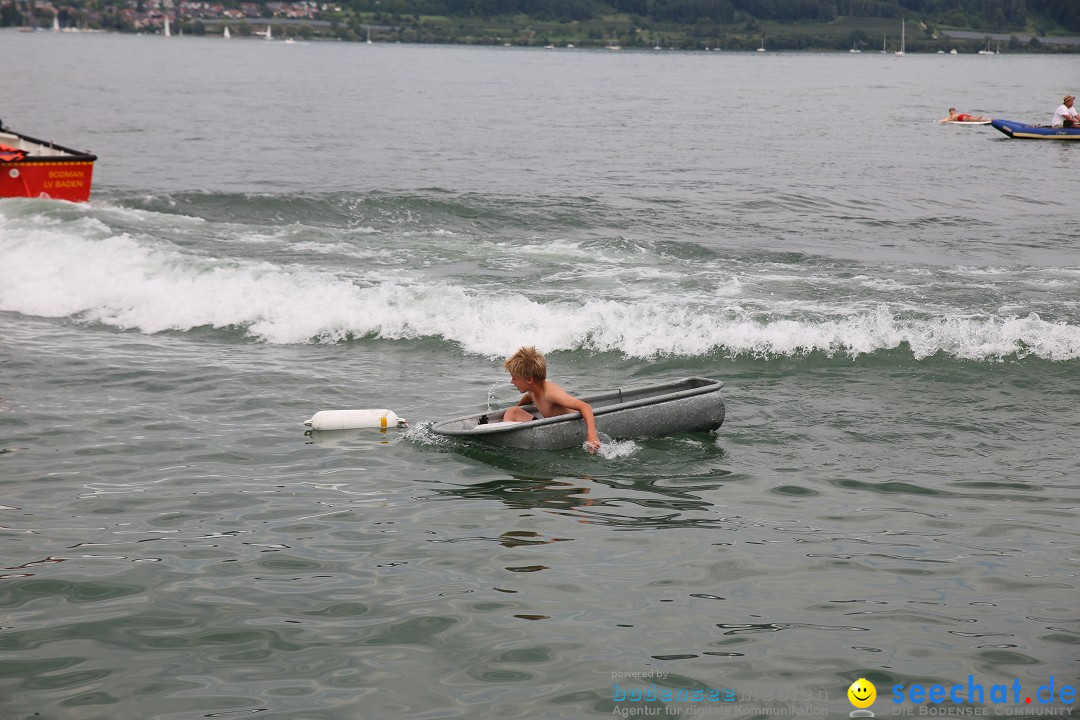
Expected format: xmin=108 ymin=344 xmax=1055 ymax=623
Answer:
xmin=2 ymin=201 xmax=1078 ymax=362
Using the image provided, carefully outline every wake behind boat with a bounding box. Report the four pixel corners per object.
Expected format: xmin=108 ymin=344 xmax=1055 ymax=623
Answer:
xmin=990 ymin=119 xmax=1080 ymax=140
xmin=0 ymin=122 xmax=97 ymax=201
xmin=431 ymin=377 xmax=725 ymax=450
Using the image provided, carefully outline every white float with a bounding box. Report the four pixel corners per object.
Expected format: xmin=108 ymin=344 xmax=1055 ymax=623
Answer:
xmin=303 ymin=409 xmax=407 ymax=431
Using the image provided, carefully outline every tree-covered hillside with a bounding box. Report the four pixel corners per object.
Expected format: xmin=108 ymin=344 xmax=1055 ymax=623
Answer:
xmin=344 ymin=0 xmax=1080 ymax=32
xmin=4 ymin=0 xmax=1078 ymax=47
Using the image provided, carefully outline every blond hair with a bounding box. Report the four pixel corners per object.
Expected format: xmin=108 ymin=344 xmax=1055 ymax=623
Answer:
xmin=504 ymin=346 xmax=547 ymax=382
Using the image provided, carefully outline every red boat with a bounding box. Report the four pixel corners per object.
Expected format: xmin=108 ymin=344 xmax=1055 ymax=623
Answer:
xmin=0 ymin=123 xmax=97 ymax=202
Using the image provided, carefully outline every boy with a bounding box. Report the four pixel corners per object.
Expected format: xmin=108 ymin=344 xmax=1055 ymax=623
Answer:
xmin=503 ymin=346 xmax=601 ymax=453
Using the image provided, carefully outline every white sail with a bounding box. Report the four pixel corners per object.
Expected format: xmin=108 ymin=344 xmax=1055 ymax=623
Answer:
xmin=52 ymin=13 xmax=60 ymax=31
xmin=223 ymin=25 xmax=231 ymax=39
xmin=164 ymin=15 xmax=171 ymax=37
xmin=895 ymin=18 xmax=905 ymax=55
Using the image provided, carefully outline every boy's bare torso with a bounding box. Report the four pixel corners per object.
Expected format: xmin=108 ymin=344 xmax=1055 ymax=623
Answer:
xmin=527 ymin=381 xmax=575 ymax=418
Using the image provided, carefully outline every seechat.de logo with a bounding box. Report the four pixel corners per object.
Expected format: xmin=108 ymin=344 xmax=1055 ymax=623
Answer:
xmin=891 ymin=676 xmax=1077 ymax=707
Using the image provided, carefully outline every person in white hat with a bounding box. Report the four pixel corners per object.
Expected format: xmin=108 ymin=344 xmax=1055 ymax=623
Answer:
xmin=1051 ymin=94 xmax=1079 ymax=128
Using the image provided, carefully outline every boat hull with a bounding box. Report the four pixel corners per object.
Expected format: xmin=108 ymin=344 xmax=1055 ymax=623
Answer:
xmin=0 ymin=128 xmax=97 ymax=201
xmin=990 ymin=119 xmax=1080 ymax=140
xmin=431 ymin=377 xmax=725 ymax=450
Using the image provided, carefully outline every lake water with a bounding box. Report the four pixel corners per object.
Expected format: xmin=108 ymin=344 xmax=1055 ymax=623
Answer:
xmin=1 ymin=31 xmax=1078 ymax=720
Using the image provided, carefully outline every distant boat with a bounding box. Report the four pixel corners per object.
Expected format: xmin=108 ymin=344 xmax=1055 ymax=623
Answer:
xmin=849 ymin=41 xmax=861 ymax=53
xmin=265 ymin=24 xmax=272 ymax=40
xmin=52 ymin=13 xmax=60 ymax=32
xmin=566 ymin=43 xmax=574 ymax=48
xmin=163 ymin=15 xmax=171 ymax=37
xmin=366 ymin=27 xmax=371 ymax=44
xmin=284 ymin=36 xmax=295 ymax=44
xmin=223 ymin=25 xmax=231 ymax=39
xmin=978 ymin=39 xmax=994 ymax=55
xmin=606 ymin=32 xmax=621 ymax=50
xmin=757 ymin=35 xmax=766 ymax=52
xmin=895 ymin=17 xmax=905 ymax=55
xmin=950 ymin=48 xmax=958 ymax=54
xmin=880 ymin=33 xmax=886 ymax=54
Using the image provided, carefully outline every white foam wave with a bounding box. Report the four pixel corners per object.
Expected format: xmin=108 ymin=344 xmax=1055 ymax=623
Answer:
xmin=399 ymin=228 xmax=460 ymax=238
xmin=855 ymin=276 xmax=916 ymax=292
xmin=1 ymin=217 xmax=1077 ymax=361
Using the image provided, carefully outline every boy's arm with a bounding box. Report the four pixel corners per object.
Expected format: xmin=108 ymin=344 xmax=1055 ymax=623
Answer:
xmin=547 ymin=385 xmax=601 ymax=452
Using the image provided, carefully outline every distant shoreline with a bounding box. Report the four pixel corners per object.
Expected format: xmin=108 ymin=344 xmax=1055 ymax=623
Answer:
xmin=4 ymin=21 xmax=1079 ymax=52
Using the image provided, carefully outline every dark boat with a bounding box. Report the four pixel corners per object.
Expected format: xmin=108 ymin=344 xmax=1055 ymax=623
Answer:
xmin=431 ymin=377 xmax=725 ymax=450
xmin=990 ymin=119 xmax=1080 ymax=140
xmin=0 ymin=121 xmax=97 ymax=201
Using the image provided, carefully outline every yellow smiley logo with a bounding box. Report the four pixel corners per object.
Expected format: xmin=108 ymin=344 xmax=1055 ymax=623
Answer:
xmin=848 ymin=678 xmax=877 ymax=709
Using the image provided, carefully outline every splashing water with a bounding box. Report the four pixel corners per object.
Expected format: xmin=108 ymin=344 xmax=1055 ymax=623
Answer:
xmin=487 ymin=380 xmax=509 ymax=413
xmin=595 ymin=437 xmax=639 ymax=459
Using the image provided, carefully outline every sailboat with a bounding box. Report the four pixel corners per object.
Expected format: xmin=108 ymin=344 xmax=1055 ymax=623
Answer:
xmin=606 ymin=31 xmax=621 ymax=50
xmin=757 ymin=35 xmax=766 ymax=52
xmin=849 ymin=41 xmax=861 ymax=53
xmin=52 ymin=13 xmax=60 ymax=31
xmin=163 ymin=15 xmax=171 ymax=37
xmin=223 ymin=25 xmax=231 ymax=39
xmin=894 ymin=18 xmax=905 ymax=55
xmin=978 ymin=39 xmax=995 ymax=55
xmin=880 ymin=33 xmax=886 ymax=54
xmin=366 ymin=27 xmax=372 ymax=44
xmin=265 ymin=24 xmax=272 ymax=40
